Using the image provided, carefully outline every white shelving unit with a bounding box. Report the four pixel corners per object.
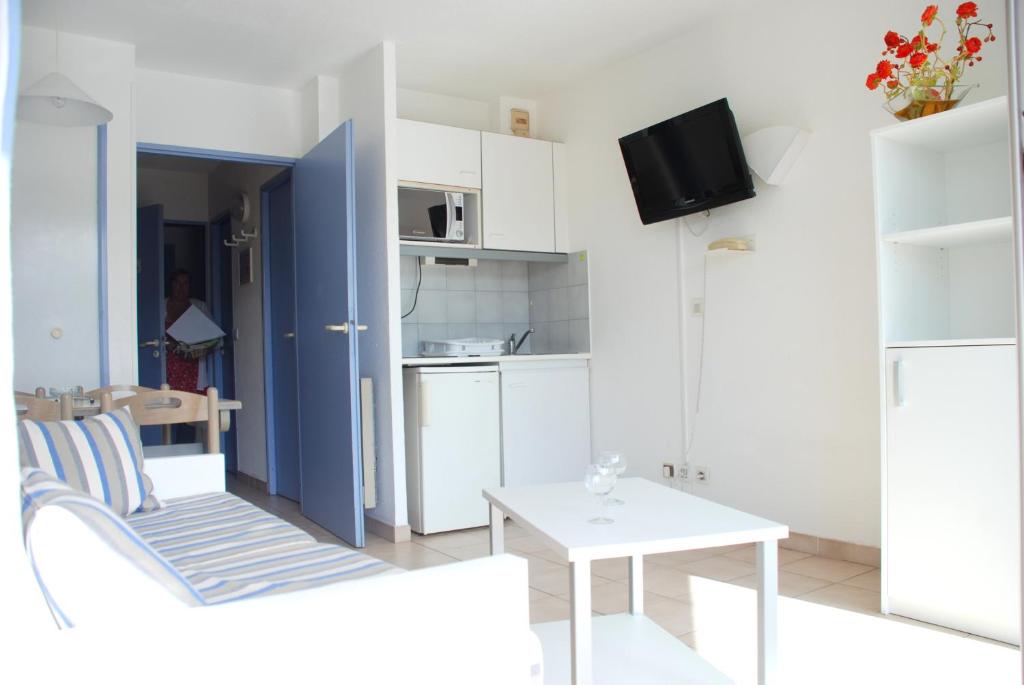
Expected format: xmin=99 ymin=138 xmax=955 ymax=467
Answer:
xmin=872 ymin=95 xmax=1020 ymax=645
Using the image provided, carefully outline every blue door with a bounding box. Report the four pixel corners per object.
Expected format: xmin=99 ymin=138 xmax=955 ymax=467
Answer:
xmin=293 ymin=121 xmax=364 ymax=546
xmin=208 ymin=214 xmax=237 ymax=472
xmin=264 ymin=171 xmax=301 ymax=502
xmin=136 ymin=204 xmax=165 ymax=445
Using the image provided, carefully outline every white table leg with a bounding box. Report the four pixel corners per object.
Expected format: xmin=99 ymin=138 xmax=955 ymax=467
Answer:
xmin=628 ymin=554 xmax=644 ymax=615
xmin=489 ymin=503 xmax=505 ymax=555
xmin=569 ymin=559 xmax=592 ymax=685
xmin=757 ymin=540 xmax=778 ymax=685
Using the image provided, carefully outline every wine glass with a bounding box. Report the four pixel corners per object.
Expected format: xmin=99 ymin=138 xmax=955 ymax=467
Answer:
xmin=597 ymin=451 xmax=627 ymax=506
xmin=583 ymin=463 xmax=616 ymax=525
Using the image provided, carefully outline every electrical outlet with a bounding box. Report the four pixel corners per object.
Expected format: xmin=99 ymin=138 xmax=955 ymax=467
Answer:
xmin=694 ymin=466 xmax=710 ymax=483
xmin=679 ymin=465 xmax=690 ymax=481
xmin=662 ymin=463 xmax=675 ymax=479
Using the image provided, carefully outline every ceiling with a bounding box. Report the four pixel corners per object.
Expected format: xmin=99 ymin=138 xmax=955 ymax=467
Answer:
xmin=23 ymin=0 xmax=735 ymax=100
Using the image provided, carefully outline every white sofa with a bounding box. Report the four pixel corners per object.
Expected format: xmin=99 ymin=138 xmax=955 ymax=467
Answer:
xmin=26 ymin=453 xmax=543 ymax=684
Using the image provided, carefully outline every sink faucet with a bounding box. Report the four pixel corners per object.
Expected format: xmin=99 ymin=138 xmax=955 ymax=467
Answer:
xmin=509 ymin=328 xmax=534 ymax=355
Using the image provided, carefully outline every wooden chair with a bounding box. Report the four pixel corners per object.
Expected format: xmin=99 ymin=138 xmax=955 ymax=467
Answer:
xmin=111 ymin=387 xmax=220 ymax=454
xmin=16 ymin=393 xmax=73 ymax=421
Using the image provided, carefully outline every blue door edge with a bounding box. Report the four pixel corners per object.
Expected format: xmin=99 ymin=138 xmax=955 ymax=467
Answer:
xmin=261 ymin=168 xmax=293 ymax=496
xmin=343 ymin=120 xmax=365 ymax=545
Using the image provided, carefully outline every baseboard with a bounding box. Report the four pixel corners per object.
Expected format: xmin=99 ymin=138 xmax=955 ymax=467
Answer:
xmin=365 ymin=515 xmax=411 ymax=543
xmin=781 ymin=531 xmax=880 ymax=567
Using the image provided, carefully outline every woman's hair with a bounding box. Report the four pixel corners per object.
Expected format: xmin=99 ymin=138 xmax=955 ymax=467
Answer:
xmin=172 ymin=268 xmax=190 ymax=281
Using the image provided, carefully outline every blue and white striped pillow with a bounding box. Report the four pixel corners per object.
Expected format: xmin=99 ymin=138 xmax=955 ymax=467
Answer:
xmin=18 ymin=408 xmax=162 ymax=516
xmin=20 ymin=468 xmax=204 ymax=628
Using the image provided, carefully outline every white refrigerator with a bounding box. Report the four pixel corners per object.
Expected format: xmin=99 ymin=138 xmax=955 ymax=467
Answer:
xmin=403 ymin=366 xmax=502 ymax=535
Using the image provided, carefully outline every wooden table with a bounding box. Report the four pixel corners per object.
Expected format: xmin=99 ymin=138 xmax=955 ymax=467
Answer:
xmin=484 ymin=477 xmax=788 ymax=685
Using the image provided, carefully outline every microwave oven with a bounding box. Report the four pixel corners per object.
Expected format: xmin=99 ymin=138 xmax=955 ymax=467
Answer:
xmin=398 ymin=187 xmax=465 ymax=243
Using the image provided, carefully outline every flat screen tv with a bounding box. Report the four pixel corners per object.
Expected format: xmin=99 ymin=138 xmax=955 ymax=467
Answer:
xmin=619 ymin=98 xmax=755 ymax=225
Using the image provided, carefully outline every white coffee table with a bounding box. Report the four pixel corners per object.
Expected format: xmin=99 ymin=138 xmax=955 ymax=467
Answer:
xmin=484 ymin=477 xmax=788 ymax=685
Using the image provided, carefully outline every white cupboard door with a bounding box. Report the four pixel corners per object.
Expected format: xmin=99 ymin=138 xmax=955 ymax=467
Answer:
xmin=418 ymin=371 xmax=501 ymax=533
xmin=500 ymin=362 xmax=590 ymax=487
xmin=396 ymin=119 xmax=481 ymax=189
xmin=481 ymin=132 xmax=555 ymax=252
xmin=552 ymin=142 xmax=571 ymax=253
xmin=885 ymin=344 xmax=1019 ymax=644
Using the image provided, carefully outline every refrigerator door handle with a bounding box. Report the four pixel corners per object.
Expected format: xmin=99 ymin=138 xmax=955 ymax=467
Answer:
xmin=893 ymin=358 xmax=907 ymax=408
xmin=420 ymin=379 xmax=431 ymax=427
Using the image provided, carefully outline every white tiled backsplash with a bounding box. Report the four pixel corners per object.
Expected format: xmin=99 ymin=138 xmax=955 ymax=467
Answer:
xmin=399 ymin=251 xmax=590 ymax=357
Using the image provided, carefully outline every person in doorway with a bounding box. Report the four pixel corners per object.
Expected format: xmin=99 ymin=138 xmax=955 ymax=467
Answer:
xmin=165 ymin=268 xmax=213 ymax=394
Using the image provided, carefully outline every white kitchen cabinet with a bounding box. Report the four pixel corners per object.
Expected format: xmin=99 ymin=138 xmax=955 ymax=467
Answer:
xmin=481 ymin=132 xmax=555 ymax=252
xmin=499 ymin=360 xmax=590 ymax=487
xmin=884 ymin=344 xmax=1019 ymax=643
xmin=396 ymin=119 xmax=481 ymax=189
xmin=552 ymin=142 xmax=571 ymax=253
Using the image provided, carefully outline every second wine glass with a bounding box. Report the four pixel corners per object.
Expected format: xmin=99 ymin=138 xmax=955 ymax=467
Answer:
xmin=597 ymin=451 xmax=627 ymax=505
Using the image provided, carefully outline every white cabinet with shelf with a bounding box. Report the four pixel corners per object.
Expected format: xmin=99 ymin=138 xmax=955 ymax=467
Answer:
xmin=481 ymin=132 xmax=555 ymax=252
xmin=874 ymin=96 xmax=1014 ymax=345
xmin=396 ymin=119 xmax=482 ymax=189
xmin=873 ymin=96 xmax=1020 ymax=644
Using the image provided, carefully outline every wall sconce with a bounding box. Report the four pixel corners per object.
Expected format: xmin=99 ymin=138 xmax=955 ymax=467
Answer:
xmin=742 ymin=126 xmax=810 ymax=186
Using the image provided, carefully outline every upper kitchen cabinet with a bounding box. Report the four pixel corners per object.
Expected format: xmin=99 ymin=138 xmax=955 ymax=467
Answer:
xmin=397 ymin=119 xmax=482 ymax=189
xmin=481 ymin=132 xmax=555 ymax=252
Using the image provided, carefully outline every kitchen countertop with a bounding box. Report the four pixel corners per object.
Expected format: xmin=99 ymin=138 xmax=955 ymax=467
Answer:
xmin=402 ymin=353 xmax=591 ymax=366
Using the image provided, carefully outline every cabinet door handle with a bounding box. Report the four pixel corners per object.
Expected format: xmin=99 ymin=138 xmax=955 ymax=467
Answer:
xmin=893 ymin=359 xmax=907 ymax=407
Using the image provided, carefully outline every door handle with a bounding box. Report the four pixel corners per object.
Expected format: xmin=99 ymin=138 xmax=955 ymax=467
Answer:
xmin=140 ymin=339 xmax=160 ymax=348
xmin=356 ymin=324 xmax=368 ymax=332
xmin=283 ymin=332 xmax=295 ymax=339
xmin=325 ymin=323 xmax=349 ymax=334
xmin=893 ymin=359 xmax=907 ymax=407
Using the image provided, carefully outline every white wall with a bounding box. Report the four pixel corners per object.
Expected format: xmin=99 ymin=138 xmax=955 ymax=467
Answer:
xmin=12 ymin=28 xmax=134 ymax=389
xmin=397 ymin=88 xmax=491 ymax=131
xmin=335 ymin=43 xmax=408 ymax=531
xmin=135 ymin=68 xmax=305 ymax=159
xmin=208 ymin=163 xmax=282 ymax=482
xmin=538 ymin=0 xmax=1008 ymax=547
xmin=137 ymin=168 xmax=208 ymax=223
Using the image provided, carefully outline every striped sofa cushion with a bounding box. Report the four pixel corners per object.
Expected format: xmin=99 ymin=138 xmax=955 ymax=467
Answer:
xmin=18 ymin=408 xmax=161 ymax=516
xmin=127 ymin=492 xmax=398 ymax=604
xmin=21 ymin=468 xmax=205 ymax=627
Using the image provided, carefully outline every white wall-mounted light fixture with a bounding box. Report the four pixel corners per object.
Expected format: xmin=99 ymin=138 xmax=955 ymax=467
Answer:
xmin=17 ymin=31 xmax=113 ymax=127
xmin=742 ymin=126 xmax=810 ymax=186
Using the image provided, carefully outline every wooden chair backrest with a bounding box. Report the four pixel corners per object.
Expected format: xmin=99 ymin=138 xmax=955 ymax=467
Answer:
xmin=86 ymin=385 xmax=161 ymax=412
xmin=112 ymin=387 xmax=219 ymax=454
xmin=17 ymin=394 xmax=73 ymax=421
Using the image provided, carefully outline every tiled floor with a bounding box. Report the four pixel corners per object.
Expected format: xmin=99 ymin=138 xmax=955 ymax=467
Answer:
xmin=227 ymin=475 xmax=1014 ymax=669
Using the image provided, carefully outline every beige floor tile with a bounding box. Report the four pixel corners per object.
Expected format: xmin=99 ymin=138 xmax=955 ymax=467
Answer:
xmin=443 ymin=543 xmax=493 ymax=561
xmin=530 ymin=595 xmax=571 ymax=623
xmin=591 ymin=557 xmax=630 ymax=581
xmin=644 ymin=597 xmax=697 ymax=635
xmin=783 ymin=556 xmax=873 ymax=583
xmin=555 ymin=581 xmax=671 ymax=616
xmin=364 ymin=543 xmax=457 ymax=570
xmin=529 ymin=547 xmax=569 ymax=566
xmin=730 ymin=570 xmax=832 ymax=597
xmin=529 ymin=561 xmax=610 ymax=596
xmin=798 ymin=583 xmax=882 ymax=614
xmin=529 ymin=588 xmax=554 ymax=602
xmin=680 ymin=556 xmax=756 ymax=582
xmin=646 ymin=548 xmax=722 ymax=567
xmin=503 ymin=522 xmax=531 ymax=540
xmin=413 ymin=528 xmax=489 ymax=551
xmin=505 ymin=535 xmax=551 ymax=554
xmin=841 ymin=568 xmax=881 ymax=592
xmin=639 ymin=564 xmax=700 ymax=600
xmin=676 ymin=631 xmax=698 ymax=649
xmin=722 ymin=546 xmax=811 ymax=566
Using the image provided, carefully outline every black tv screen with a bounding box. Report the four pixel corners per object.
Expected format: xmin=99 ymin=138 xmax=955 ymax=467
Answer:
xmin=619 ymin=98 xmax=755 ymax=225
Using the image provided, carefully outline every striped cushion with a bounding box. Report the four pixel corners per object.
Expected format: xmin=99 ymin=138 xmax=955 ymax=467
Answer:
xmin=127 ymin=492 xmax=398 ymax=604
xmin=21 ymin=468 xmax=205 ymax=627
xmin=18 ymin=408 xmax=161 ymax=516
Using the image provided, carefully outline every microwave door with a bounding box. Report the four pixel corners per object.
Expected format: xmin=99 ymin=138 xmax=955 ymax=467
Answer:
xmin=427 ymin=203 xmax=448 ymax=239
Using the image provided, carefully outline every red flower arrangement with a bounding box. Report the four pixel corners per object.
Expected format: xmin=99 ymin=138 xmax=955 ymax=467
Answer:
xmin=866 ymin=3 xmax=995 ymax=120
